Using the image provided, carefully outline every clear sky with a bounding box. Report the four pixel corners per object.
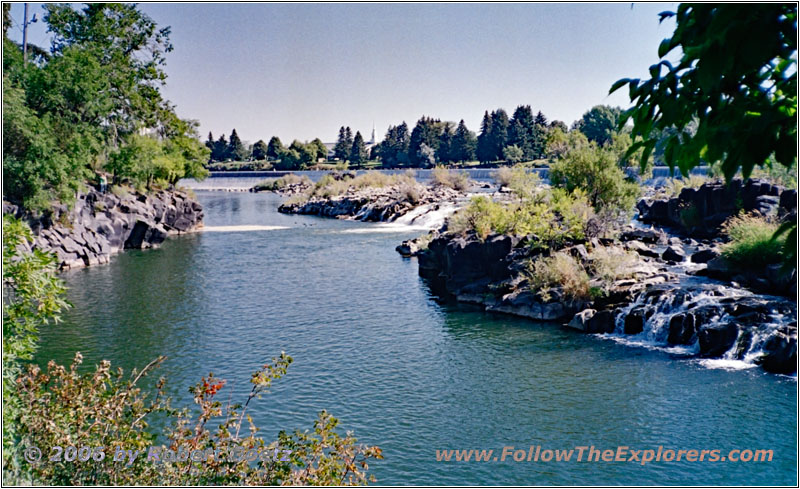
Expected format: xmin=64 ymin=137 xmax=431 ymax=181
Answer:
xmin=8 ymin=2 xmax=678 ymax=145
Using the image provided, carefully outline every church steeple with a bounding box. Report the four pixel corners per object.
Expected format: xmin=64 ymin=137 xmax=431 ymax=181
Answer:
xmin=370 ymin=122 xmax=376 ymax=145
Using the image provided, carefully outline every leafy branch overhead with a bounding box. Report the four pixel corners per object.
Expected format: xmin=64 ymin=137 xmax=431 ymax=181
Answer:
xmin=611 ymin=4 xmax=797 ymax=181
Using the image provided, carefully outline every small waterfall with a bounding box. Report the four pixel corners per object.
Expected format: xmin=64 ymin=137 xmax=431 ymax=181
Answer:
xmin=390 ymin=202 xmax=460 ymax=230
xmin=601 ymin=283 xmax=796 ymax=371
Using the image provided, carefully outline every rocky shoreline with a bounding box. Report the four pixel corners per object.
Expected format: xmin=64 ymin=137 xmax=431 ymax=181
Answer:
xmin=3 ymin=186 xmax=203 ymax=270
xmin=278 ymin=182 xmax=463 ymax=222
xmin=398 ymin=178 xmax=797 ymax=375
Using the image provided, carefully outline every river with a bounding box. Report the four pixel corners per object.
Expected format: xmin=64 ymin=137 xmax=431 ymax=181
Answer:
xmin=36 ymin=191 xmax=797 ymax=485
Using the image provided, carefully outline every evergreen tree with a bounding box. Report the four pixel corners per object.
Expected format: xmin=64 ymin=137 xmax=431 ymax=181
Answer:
xmin=334 ymin=126 xmax=349 ymax=161
xmin=531 ymin=111 xmax=549 ymax=160
xmin=227 ymin=129 xmax=248 ymax=161
xmin=476 ymin=111 xmax=494 ymax=163
xmin=509 ymin=105 xmax=536 ymax=160
xmin=378 ymin=122 xmax=410 ymax=167
xmin=408 ymin=116 xmax=442 ymax=167
xmin=451 ymin=120 xmax=477 ymax=163
xmin=213 ymin=134 xmax=228 ymax=161
xmin=205 ymin=131 xmax=215 ymax=153
xmin=436 ymin=122 xmax=455 ymax=164
xmin=534 ymin=111 xmax=548 ymax=127
xmin=350 ymin=131 xmax=367 ymax=167
xmin=489 ymin=109 xmax=510 ymax=161
xmin=252 ymin=139 xmax=268 ymax=160
xmin=266 ymin=136 xmax=284 ymax=160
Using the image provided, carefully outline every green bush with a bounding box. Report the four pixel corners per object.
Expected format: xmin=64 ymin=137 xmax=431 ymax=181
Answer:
xmin=251 ymin=174 xmax=311 ymax=192
xmin=447 ymin=188 xmax=593 ymax=248
xmin=721 ymin=214 xmax=785 ymax=268
xmin=548 ymin=143 xmax=640 ymax=222
xmin=526 ymin=252 xmax=591 ymax=303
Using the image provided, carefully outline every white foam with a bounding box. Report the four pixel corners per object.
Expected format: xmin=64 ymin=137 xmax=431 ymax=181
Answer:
xmin=694 ymin=358 xmax=759 ymax=371
xmin=202 ymin=225 xmax=289 ymax=232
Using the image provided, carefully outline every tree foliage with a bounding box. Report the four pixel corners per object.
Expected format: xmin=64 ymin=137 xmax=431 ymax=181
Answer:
xmin=611 ymin=3 xmax=797 ymax=261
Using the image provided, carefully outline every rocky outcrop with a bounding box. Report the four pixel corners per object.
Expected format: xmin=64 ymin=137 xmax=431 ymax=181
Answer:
xmin=278 ymin=184 xmax=462 ymax=222
xmin=3 ymin=186 xmax=203 ymax=269
xmin=601 ymin=284 xmax=797 ymax=374
xmin=407 ymin=223 xmax=797 ymax=374
xmin=637 ymin=178 xmax=795 ymax=236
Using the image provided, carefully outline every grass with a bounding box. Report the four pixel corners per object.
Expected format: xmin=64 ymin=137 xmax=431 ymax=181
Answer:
xmin=720 ymin=214 xmax=784 ymax=268
xmin=431 ymin=166 xmax=470 ymax=191
xmin=251 ymin=174 xmax=311 ymax=192
xmin=588 ymin=245 xmax=639 ymax=286
xmin=527 ymin=252 xmax=591 ymax=303
xmin=300 ymin=171 xmax=419 ymax=200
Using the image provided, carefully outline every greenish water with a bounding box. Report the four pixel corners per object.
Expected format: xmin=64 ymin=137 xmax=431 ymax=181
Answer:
xmin=37 ymin=192 xmax=797 ymax=485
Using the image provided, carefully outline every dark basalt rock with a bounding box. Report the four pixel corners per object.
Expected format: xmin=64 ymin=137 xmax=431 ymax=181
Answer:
xmin=5 ymin=186 xmax=203 ymax=270
xmin=760 ymin=331 xmax=798 ymax=374
xmin=698 ymin=322 xmax=740 ymax=357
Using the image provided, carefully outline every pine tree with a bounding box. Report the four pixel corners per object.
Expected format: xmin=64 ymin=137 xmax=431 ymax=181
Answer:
xmin=408 ymin=116 xmax=442 ymax=167
xmin=489 ymin=109 xmax=510 ymax=161
xmin=214 ymin=134 xmax=228 ymax=161
xmin=476 ymin=111 xmax=494 ymax=163
xmin=378 ymin=122 xmax=410 ymax=167
xmin=509 ymin=105 xmax=536 ymax=160
xmin=350 ymin=131 xmax=367 ymax=167
xmin=452 ymin=120 xmax=477 ymax=162
xmin=532 ymin=111 xmax=549 ymax=160
xmin=437 ymin=122 xmax=454 ymax=164
xmin=228 ymin=129 xmax=247 ymax=161
xmin=334 ymin=127 xmax=349 ymax=161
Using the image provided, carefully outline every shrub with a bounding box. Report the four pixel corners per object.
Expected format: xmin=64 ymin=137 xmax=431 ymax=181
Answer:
xmin=492 ymin=165 xmax=541 ymax=198
xmin=447 ymin=189 xmax=594 ymax=248
xmin=721 ymin=214 xmax=784 ymax=268
xmin=527 ymin=252 xmax=591 ymax=303
xmin=655 ymin=175 xmax=709 ymax=199
xmin=3 ymin=217 xmax=70 ymax=480
xmin=548 ymin=143 xmax=640 ymax=222
xmin=502 ymin=145 xmax=524 ymax=164
xmin=431 ymin=166 xmax=470 ymax=191
xmin=14 ymin=352 xmax=382 ymax=485
xmin=300 ymin=171 xmax=418 ymax=201
xmin=251 ymin=174 xmax=311 ymax=192
xmin=588 ymin=245 xmax=639 ymax=288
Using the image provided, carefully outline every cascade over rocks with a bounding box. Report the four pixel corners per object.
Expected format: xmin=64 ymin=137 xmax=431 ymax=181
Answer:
xmin=3 ymin=187 xmax=203 ymax=270
xmin=278 ymin=183 xmax=462 ymax=222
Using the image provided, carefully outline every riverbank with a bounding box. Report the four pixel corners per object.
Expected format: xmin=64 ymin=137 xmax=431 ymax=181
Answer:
xmin=399 ymin=179 xmax=797 ymax=375
xmin=3 ymin=186 xmax=203 ymax=270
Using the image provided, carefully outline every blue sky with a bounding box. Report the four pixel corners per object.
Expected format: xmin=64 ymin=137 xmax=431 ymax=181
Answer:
xmin=7 ymin=3 xmax=678 ymax=145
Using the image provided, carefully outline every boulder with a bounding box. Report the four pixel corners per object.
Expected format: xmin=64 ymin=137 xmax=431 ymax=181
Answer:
xmin=567 ymin=309 xmax=596 ymax=332
xmin=586 ymin=310 xmax=617 ymax=334
xmin=690 ymin=248 xmax=719 ymax=264
xmin=760 ymin=331 xmax=797 ymax=374
xmin=661 ymin=245 xmax=686 ymax=262
xmin=623 ymin=309 xmax=646 ymax=335
xmin=625 ymin=240 xmax=659 ymax=258
xmin=697 ymin=322 xmax=739 ymax=357
xmin=667 ymin=313 xmax=697 ymax=345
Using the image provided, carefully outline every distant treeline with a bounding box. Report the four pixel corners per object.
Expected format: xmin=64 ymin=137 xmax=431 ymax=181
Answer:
xmin=206 ymin=104 xmax=626 ymax=170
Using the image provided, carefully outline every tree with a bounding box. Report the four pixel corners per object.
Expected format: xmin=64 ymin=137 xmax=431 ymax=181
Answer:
xmin=574 ymin=105 xmax=622 ymax=146
xmin=408 ymin=116 xmax=442 ymax=167
xmin=205 ymin=132 xmax=215 ymax=157
xmin=436 ymin=122 xmax=455 ymax=164
xmin=3 ymin=217 xmax=69 ymax=474
xmin=451 ymin=120 xmax=477 ymax=163
xmin=227 ymin=129 xmax=248 ymax=161
xmin=309 ymin=138 xmax=328 ymax=161
xmin=252 ymin=139 xmax=269 ymax=160
xmin=377 ymin=122 xmax=410 ymax=167
xmin=333 ymin=126 xmax=352 ymax=161
xmin=612 ymin=3 xmax=797 ymax=261
xmin=477 ymin=111 xmax=494 ymax=163
xmin=503 ymin=144 xmax=524 ymax=164
xmin=550 ymin=120 xmax=568 ymax=132
xmin=509 ymin=105 xmax=536 ymax=160
xmin=266 ymin=136 xmax=284 ymax=160
xmin=489 ymin=109 xmax=510 ymax=161
xmin=213 ymin=134 xmax=228 ymax=161
xmin=350 ymin=131 xmax=367 ymax=166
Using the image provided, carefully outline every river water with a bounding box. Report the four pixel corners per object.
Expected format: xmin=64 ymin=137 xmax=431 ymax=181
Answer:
xmin=36 ymin=191 xmax=797 ymax=485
